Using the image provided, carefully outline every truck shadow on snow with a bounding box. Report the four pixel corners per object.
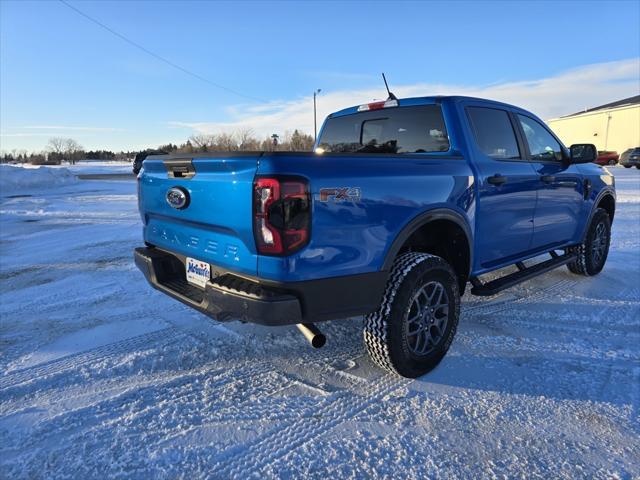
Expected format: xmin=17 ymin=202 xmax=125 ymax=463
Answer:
xmin=420 ymin=352 xmax=634 ymax=408
xmin=226 ymin=310 xmax=635 ymax=409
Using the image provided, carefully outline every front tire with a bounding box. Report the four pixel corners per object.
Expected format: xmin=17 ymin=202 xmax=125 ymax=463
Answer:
xmin=566 ymin=208 xmax=611 ymax=276
xmin=363 ymin=253 xmax=460 ymax=378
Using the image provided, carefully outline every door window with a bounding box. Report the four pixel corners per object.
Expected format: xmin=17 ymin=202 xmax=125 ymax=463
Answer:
xmin=467 ymin=107 xmax=521 ymax=160
xmin=517 ymin=114 xmax=563 ymax=162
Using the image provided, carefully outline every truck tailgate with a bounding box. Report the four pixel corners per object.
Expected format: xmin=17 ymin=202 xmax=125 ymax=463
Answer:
xmin=138 ymin=153 xmax=260 ymax=277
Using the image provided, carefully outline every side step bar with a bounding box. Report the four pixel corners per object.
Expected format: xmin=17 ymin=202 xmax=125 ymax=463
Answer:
xmin=470 ymin=251 xmax=577 ymax=297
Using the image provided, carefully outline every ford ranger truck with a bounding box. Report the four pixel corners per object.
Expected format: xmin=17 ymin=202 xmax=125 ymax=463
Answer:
xmin=134 ymin=96 xmax=615 ymax=378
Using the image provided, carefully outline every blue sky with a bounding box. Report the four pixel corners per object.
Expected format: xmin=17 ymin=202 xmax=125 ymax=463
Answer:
xmin=1 ymin=0 xmax=639 ymax=152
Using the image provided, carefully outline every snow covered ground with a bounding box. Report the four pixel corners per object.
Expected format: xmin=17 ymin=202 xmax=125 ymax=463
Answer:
xmin=64 ymin=160 xmax=134 ymax=175
xmin=2 ymin=160 xmax=134 ymax=176
xmin=0 ymin=165 xmax=638 ymax=479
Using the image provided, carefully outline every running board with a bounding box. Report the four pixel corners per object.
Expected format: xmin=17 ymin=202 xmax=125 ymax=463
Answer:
xmin=470 ymin=252 xmax=577 ymax=296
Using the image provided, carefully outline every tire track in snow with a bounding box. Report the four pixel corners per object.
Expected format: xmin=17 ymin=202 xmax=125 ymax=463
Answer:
xmin=209 ymin=279 xmax=580 ymax=476
xmin=476 ymin=297 xmax=640 ymax=339
xmin=0 ymin=372 xmax=186 ymax=418
xmin=0 ymin=331 xmax=274 ymax=416
xmin=0 ymin=277 xmax=583 ymax=393
xmin=0 ymin=304 xmax=365 ymax=416
xmin=464 ymin=277 xmax=640 ymax=347
xmin=2 ymin=341 xmax=366 ymax=460
xmin=462 ymin=278 xmax=578 ymax=317
xmin=151 ymin=343 xmax=369 ymax=452
xmin=212 ymin=372 xmax=410 ymax=478
xmin=0 ymin=326 xmax=180 ymax=390
xmin=0 ymin=365 xmax=278 ymax=466
xmin=0 ymin=324 xmax=285 ymax=416
xmin=631 ymin=367 xmax=640 ymax=431
xmin=0 ymin=361 xmax=279 ymax=460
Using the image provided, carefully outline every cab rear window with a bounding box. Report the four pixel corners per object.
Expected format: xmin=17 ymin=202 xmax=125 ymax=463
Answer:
xmin=317 ymin=105 xmax=449 ymax=154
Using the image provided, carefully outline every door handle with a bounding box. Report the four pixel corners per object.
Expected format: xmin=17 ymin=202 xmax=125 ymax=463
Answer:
xmin=541 ymin=175 xmax=556 ymax=183
xmin=487 ymin=174 xmax=507 ymax=186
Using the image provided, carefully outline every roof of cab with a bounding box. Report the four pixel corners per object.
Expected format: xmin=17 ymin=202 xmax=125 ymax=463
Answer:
xmin=328 ymin=95 xmax=528 ymax=118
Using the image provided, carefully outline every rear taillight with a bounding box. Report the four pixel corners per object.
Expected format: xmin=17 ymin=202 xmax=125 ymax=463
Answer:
xmin=253 ymin=176 xmax=310 ymax=255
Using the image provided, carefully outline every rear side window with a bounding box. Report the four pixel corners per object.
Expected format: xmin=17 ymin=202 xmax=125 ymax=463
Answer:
xmin=467 ymin=107 xmax=520 ymax=159
xmin=517 ymin=114 xmax=563 ymax=161
xmin=317 ymin=105 xmax=449 ymax=154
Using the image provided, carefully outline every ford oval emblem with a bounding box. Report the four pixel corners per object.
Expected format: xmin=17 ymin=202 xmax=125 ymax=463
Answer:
xmin=166 ymin=187 xmax=189 ymax=210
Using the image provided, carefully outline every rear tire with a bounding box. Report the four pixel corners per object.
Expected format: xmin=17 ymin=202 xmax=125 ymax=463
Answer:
xmin=566 ymin=208 xmax=611 ymax=276
xmin=608 ymin=159 xmax=616 ymax=166
xmin=624 ymin=165 xmax=631 ymax=168
xmin=363 ymin=253 xmax=460 ymax=378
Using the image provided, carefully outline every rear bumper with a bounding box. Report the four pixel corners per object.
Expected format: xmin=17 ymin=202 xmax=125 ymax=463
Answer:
xmin=134 ymin=247 xmax=387 ymax=326
xmin=621 ymin=158 xmax=640 ymax=166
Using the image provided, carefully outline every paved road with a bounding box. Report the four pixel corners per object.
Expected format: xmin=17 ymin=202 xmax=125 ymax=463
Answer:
xmin=76 ymin=173 xmax=135 ymax=180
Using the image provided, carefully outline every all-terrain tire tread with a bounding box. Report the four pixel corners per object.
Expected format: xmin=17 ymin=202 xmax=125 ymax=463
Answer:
xmin=363 ymin=252 xmax=440 ymax=375
xmin=566 ymin=208 xmax=610 ymax=277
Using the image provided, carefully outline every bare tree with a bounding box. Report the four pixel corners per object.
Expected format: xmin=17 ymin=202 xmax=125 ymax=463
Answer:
xmin=174 ymin=128 xmax=314 ymax=154
xmin=45 ymin=137 xmax=83 ymax=164
xmin=64 ymin=139 xmax=84 ymax=165
xmin=189 ymin=134 xmax=213 ymax=151
xmin=237 ymin=128 xmax=259 ymax=151
xmin=289 ymin=129 xmax=314 ymax=151
xmin=260 ymin=135 xmax=276 ymax=151
xmin=45 ymin=137 xmax=66 ymax=164
xmin=215 ymin=132 xmax=238 ymax=151
xmin=46 ymin=137 xmax=66 ymax=155
xmin=178 ymin=140 xmax=195 ymax=154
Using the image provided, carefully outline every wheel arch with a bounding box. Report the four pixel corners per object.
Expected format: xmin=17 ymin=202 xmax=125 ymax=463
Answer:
xmin=596 ymin=192 xmax=615 ymax=223
xmin=577 ymin=188 xmax=615 ymax=243
xmin=580 ymin=188 xmax=616 ymax=242
xmin=382 ymin=208 xmax=472 ymax=293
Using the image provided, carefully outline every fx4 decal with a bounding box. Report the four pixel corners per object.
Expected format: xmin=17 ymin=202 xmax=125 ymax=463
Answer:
xmin=318 ymin=187 xmax=362 ymax=202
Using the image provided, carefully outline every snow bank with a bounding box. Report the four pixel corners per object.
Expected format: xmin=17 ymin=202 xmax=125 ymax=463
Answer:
xmin=0 ymin=164 xmax=78 ymax=194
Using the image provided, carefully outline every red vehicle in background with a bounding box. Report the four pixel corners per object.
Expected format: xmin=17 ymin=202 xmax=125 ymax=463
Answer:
xmin=595 ymin=151 xmax=619 ymax=166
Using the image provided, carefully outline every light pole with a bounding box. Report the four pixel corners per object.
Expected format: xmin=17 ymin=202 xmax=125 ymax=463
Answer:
xmin=313 ymin=89 xmax=321 ymax=142
xmin=604 ymin=113 xmax=612 ymax=151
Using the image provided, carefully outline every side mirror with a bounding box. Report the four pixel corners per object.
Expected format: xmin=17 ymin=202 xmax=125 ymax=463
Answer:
xmin=570 ymin=143 xmax=597 ymax=164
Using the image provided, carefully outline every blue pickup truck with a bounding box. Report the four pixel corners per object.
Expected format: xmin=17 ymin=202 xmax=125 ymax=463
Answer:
xmin=134 ymin=95 xmax=615 ymax=377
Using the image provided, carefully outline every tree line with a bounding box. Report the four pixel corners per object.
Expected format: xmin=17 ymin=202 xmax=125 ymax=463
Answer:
xmin=0 ymin=129 xmax=315 ymax=165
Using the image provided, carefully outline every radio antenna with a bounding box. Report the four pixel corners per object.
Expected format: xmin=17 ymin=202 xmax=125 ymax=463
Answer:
xmin=382 ymin=73 xmax=398 ymax=101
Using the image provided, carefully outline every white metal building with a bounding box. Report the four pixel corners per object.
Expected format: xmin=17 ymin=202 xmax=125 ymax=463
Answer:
xmin=547 ymin=95 xmax=640 ymax=154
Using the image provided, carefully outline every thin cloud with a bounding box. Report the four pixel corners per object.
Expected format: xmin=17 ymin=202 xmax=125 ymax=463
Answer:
xmin=22 ymin=125 xmax=124 ymax=132
xmin=171 ymin=58 xmax=640 ymax=138
xmin=301 ymin=70 xmax=379 ymax=82
xmin=1 ymin=133 xmax=56 ymax=137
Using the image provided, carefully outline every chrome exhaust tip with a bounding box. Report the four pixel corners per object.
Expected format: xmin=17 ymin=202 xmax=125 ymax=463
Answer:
xmin=296 ymin=323 xmax=326 ymax=348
